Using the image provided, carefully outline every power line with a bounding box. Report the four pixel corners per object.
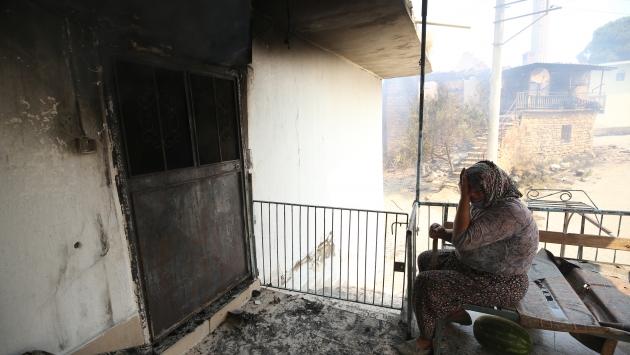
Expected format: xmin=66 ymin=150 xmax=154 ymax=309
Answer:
xmin=451 ymin=0 xmax=491 ymax=21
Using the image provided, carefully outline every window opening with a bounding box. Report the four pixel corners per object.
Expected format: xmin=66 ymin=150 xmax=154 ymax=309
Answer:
xmin=189 ymin=73 xmax=240 ymax=165
xmin=154 ymin=67 xmax=195 ymax=171
xmin=114 ymin=60 xmax=240 ymax=176
xmin=114 ymin=60 xmax=194 ymax=176
xmin=616 ymin=70 xmax=625 ymax=81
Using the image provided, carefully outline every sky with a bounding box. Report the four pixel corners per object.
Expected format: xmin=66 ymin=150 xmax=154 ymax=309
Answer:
xmin=411 ymin=0 xmax=630 ymax=72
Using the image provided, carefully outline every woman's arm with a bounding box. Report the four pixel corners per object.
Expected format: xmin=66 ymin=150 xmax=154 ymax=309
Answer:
xmin=429 ymin=223 xmax=453 ymax=242
xmin=453 ymin=168 xmax=471 ymax=236
xmin=452 ymin=201 xmax=533 ymax=251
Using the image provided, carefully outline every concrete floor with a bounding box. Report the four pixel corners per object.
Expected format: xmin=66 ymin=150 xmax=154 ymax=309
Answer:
xmin=185 ymin=287 xmax=630 ymax=355
xmin=435 ymin=311 xmax=630 ymax=355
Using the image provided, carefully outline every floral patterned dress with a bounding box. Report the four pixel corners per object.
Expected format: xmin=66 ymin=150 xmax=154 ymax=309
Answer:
xmin=412 ymin=198 xmax=538 ymax=341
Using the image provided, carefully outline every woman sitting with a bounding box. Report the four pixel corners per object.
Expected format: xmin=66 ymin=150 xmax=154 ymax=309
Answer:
xmin=397 ymin=160 xmax=539 ymax=355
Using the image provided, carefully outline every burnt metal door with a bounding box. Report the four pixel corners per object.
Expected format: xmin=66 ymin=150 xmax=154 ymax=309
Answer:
xmin=113 ymin=59 xmax=250 ymax=339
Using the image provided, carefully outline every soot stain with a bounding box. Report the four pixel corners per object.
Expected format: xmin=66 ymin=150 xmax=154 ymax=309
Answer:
xmin=96 ymin=213 xmax=109 ymax=257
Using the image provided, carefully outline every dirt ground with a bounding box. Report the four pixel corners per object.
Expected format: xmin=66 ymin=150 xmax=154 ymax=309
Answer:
xmin=579 ymin=135 xmax=630 ymax=211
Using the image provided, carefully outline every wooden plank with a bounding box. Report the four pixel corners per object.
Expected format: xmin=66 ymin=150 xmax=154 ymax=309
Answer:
xmin=601 ymin=339 xmax=618 ymax=355
xmin=442 ymin=222 xmax=630 ymax=251
xmin=539 ymin=231 xmax=630 ymax=252
xmin=515 ymin=278 xmax=599 ymax=327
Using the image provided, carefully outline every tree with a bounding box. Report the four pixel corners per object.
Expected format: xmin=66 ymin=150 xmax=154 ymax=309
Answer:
xmin=424 ymin=83 xmax=477 ymax=173
xmin=462 ymin=82 xmax=490 ymax=137
xmin=386 ymin=82 xmax=487 ymax=174
xmin=577 ymin=16 xmax=630 ymax=64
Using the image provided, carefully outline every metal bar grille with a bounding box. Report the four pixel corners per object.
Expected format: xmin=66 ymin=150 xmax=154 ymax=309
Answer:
xmin=253 ymin=200 xmax=409 ymax=309
xmin=413 ymin=202 xmax=630 ymax=264
xmin=397 ymin=201 xmax=629 ymax=342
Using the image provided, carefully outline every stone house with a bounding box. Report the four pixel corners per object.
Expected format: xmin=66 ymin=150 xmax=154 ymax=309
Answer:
xmin=498 ymin=110 xmax=601 ymax=171
xmin=497 ymin=63 xmax=614 ymax=171
xmin=0 ymin=0 xmax=426 ymax=353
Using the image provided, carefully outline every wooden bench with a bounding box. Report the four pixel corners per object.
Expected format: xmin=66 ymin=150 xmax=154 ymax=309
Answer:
xmin=428 ymin=221 xmax=630 ymax=355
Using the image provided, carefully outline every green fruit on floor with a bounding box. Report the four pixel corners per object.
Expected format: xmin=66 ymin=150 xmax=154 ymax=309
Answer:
xmin=473 ymin=315 xmax=534 ymax=355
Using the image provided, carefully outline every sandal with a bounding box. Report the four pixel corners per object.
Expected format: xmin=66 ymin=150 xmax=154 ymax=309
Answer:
xmin=396 ymin=339 xmax=433 ymax=355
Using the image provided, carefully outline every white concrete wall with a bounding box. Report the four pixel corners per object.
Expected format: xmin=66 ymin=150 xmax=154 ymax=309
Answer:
xmin=590 ymin=61 xmax=630 ymax=129
xmin=0 ymin=6 xmax=139 ymax=354
xmin=248 ymin=29 xmax=384 ymax=211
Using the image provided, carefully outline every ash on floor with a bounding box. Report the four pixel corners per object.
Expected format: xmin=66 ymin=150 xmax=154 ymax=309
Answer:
xmin=188 ymin=288 xmax=406 ymax=355
xmin=187 ymin=287 xmax=630 ymax=355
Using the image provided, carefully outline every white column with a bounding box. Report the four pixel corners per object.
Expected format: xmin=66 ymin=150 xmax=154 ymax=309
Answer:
xmin=487 ymin=0 xmax=505 ymax=162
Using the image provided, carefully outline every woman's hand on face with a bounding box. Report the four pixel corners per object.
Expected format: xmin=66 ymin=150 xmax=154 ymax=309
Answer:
xmin=429 ymin=223 xmax=446 ymax=240
xmin=459 ymin=168 xmax=470 ymax=201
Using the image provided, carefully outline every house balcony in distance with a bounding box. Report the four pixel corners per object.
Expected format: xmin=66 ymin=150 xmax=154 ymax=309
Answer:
xmin=516 ymin=92 xmax=606 ymax=113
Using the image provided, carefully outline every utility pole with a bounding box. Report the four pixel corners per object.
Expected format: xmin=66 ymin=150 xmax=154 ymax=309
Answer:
xmin=487 ymin=0 xmax=561 ymax=162
xmin=487 ymin=0 xmax=505 ymax=163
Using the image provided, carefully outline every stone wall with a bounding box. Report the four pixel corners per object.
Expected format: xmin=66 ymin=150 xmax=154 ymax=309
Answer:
xmin=497 ymin=123 xmax=525 ymax=174
xmin=498 ymin=109 xmax=597 ymax=172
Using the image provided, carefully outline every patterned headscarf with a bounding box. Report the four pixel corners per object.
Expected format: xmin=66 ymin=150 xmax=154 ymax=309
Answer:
xmin=465 ymin=160 xmax=522 ymax=208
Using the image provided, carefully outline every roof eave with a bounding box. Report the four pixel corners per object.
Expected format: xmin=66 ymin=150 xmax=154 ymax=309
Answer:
xmin=252 ymin=0 xmax=431 ymax=79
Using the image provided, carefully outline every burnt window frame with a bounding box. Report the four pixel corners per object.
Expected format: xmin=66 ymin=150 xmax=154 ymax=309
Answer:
xmin=112 ymin=57 xmax=242 ymax=178
xmin=561 ymin=124 xmax=572 ymax=142
xmin=188 ymin=70 xmax=242 ymax=166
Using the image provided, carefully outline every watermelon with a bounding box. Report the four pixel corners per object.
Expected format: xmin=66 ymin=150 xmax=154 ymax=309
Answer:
xmin=473 ymin=315 xmax=534 ymax=355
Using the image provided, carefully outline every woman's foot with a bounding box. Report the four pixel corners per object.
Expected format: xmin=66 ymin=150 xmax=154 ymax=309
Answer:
xmin=444 ymin=309 xmax=472 ymax=326
xmin=396 ymin=337 xmax=432 ymax=355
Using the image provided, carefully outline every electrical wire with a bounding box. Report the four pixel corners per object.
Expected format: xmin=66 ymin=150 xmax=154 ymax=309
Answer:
xmin=284 ymin=0 xmax=291 ymax=49
xmin=250 ymin=0 xmax=274 ymax=39
xmin=451 ymin=0 xmax=491 ymax=22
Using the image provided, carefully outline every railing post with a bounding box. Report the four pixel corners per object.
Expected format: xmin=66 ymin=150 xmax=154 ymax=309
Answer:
xmin=406 ymin=202 xmax=419 ymax=339
xmin=561 ymin=212 xmax=569 ymax=257
xmin=578 ymin=214 xmax=586 ymax=259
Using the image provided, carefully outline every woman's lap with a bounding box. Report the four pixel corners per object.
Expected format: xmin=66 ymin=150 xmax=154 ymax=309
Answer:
xmin=412 ymin=249 xmax=528 ymax=339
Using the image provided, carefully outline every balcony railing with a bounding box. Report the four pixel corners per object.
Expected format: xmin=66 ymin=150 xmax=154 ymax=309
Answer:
xmin=253 ymin=200 xmax=409 ymax=309
xmin=253 ymin=195 xmax=629 ymax=327
xmin=516 ymin=92 xmax=605 ymax=112
xmin=414 ymin=199 xmax=630 ymax=264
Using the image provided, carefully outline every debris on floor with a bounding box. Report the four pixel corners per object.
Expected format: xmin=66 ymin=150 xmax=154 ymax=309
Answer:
xmin=186 ymin=287 xmax=630 ymax=355
xmin=188 ymin=288 xmax=405 ymax=354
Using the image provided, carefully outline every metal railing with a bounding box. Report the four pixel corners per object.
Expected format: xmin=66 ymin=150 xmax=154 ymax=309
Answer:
xmin=411 ymin=200 xmax=630 ymax=264
xmin=524 ymin=188 xmax=630 ymax=262
xmin=403 ymin=199 xmax=630 ymax=338
xmin=253 ymin=197 xmax=628 ymax=338
xmin=405 ymin=201 xmax=419 ymax=339
xmin=516 ymin=92 xmax=605 ymax=111
xmin=253 ymin=200 xmax=409 ymax=309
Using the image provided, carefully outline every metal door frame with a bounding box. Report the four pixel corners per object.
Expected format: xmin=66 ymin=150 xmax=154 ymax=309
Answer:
xmin=100 ymin=49 xmax=256 ymax=342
